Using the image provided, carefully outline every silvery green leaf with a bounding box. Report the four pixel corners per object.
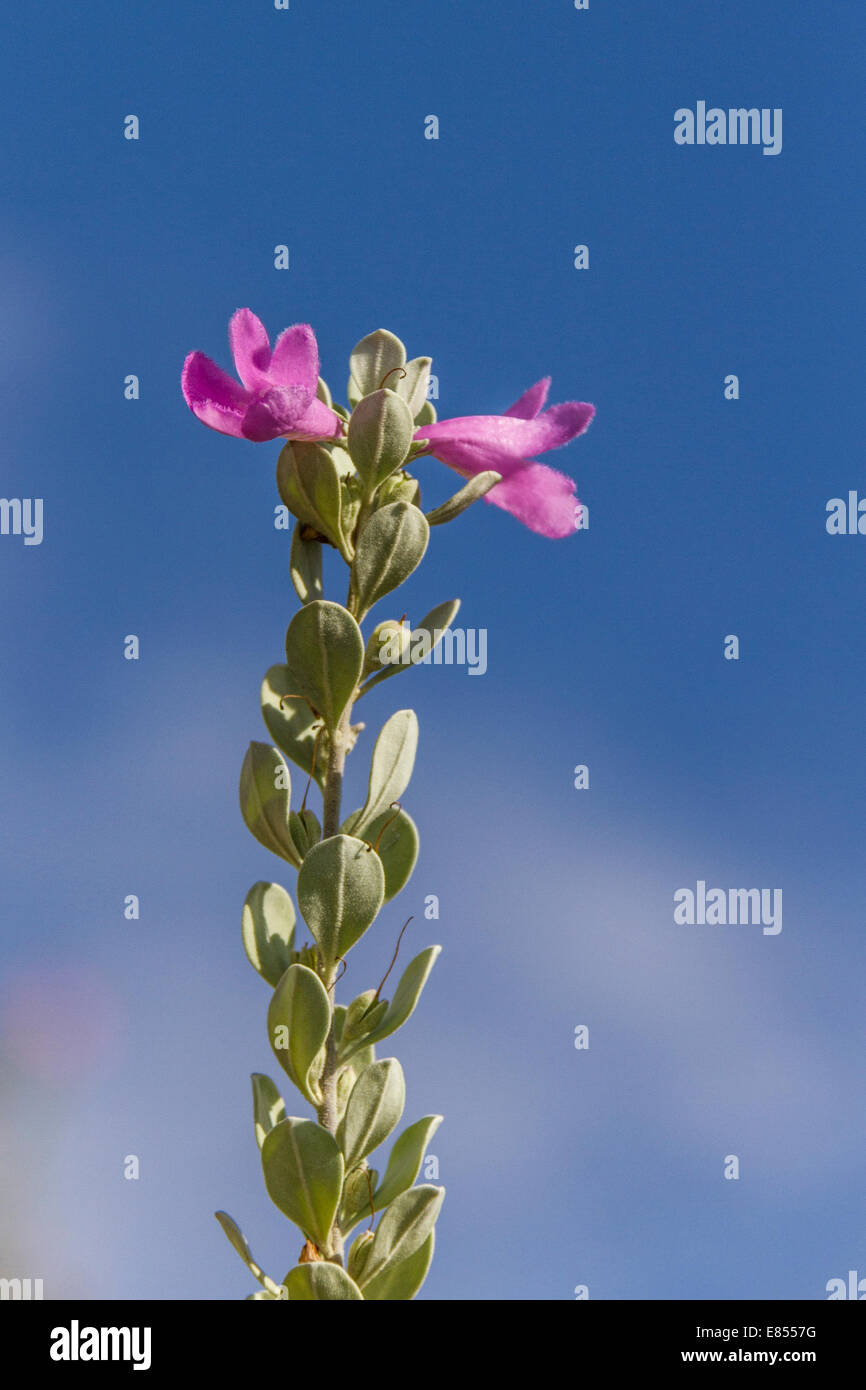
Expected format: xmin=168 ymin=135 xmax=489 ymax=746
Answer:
xmin=357 ymin=599 xmax=461 ymax=697
xmin=267 ymin=964 xmax=331 ymax=1106
xmin=339 ymin=1058 xmax=405 ymax=1169
xmin=316 ymin=377 xmax=333 ymax=408
xmin=239 ymin=743 xmax=300 ymax=867
xmin=297 ymin=834 xmax=385 ymax=970
xmin=346 ymin=1230 xmax=375 ymax=1285
xmin=342 ymin=989 xmax=389 ymax=1044
xmin=261 ymin=666 xmax=327 ymax=788
xmin=283 ymin=1262 xmax=364 ymax=1301
xmin=391 ymin=356 xmax=432 ymax=418
xmin=367 ymin=808 xmax=419 ymax=901
xmin=425 ymin=470 xmax=502 ymax=527
xmin=284 ymin=601 xmax=364 ymax=734
xmin=349 ymin=329 xmax=406 ymax=400
xmin=251 ymin=1073 xmax=287 ymax=1150
xmin=342 ymin=710 xmax=418 ymax=839
xmin=242 ymin=881 xmax=296 ymax=987
xmin=261 ymin=1118 xmax=344 ymax=1250
xmin=276 ymin=442 xmax=348 ymax=559
xmin=290 ymin=525 xmax=323 ymax=606
xmin=214 ymin=1211 xmax=282 ymax=1296
xmin=342 ymin=946 xmax=440 ymax=1060
xmin=357 ymin=1185 xmax=444 ymax=1291
xmin=362 ymin=1230 xmax=435 ymax=1301
xmin=247 ymin=1290 xmax=280 ymax=1300
xmin=372 ymin=1115 xmax=443 ymax=1211
xmin=288 ymin=808 xmax=321 ymax=860
xmin=378 ymin=472 xmax=421 ymax=507
xmin=340 ymin=1162 xmax=378 ymax=1233
xmin=414 ymin=398 xmax=437 ymax=427
xmin=351 ymin=503 xmax=429 ymax=619
xmin=347 ymin=390 xmax=415 ymax=495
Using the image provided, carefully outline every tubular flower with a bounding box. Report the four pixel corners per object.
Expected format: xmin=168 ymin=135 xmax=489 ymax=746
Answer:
xmin=413 ymin=378 xmax=594 ymax=537
xmin=182 ymin=308 xmax=343 ymax=444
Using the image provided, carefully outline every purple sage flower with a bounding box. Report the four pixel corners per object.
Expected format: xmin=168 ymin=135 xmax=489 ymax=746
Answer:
xmin=182 ymin=308 xmax=343 ymax=444
xmin=413 ymin=378 xmax=594 ymax=538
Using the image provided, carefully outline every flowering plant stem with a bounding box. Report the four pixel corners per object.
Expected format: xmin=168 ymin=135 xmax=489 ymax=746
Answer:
xmin=185 ymin=319 xmax=594 ymax=1301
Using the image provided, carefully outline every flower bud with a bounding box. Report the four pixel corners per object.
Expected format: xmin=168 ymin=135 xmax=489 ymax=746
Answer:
xmin=347 ymin=1230 xmax=375 ymax=1283
xmin=342 ymin=989 xmax=390 ymax=1043
xmin=363 ymin=620 xmax=410 ymax=678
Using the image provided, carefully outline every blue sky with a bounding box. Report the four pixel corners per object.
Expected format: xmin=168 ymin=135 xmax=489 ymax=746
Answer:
xmin=1 ymin=0 xmax=864 ymax=1300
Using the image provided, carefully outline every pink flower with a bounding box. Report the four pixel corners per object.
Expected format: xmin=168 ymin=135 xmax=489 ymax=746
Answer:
xmin=182 ymin=309 xmax=343 ymax=444
xmin=413 ymin=378 xmax=594 ymax=538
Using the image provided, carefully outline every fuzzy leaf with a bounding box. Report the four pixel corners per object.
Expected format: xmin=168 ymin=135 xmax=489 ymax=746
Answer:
xmin=214 ymin=1211 xmax=282 ymax=1296
xmin=251 ymin=1073 xmax=287 ymax=1150
xmin=239 ymin=743 xmax=299 ymax=867
xmin=425 ymin=470 xmax=502 ymax=526
xmin=283 ymin=1263 xmax=364 ymax=1301
xmin=357 ymin=599 xmax=461 ymax=697
xmin=261 ymin=1118 xmax=344 ymax=1250
xmin=267 ymin=964 xmax=332 ymax=1106
xmin=284 ymin=601 xmax=364 ymax=734
xmin=290 ymin=525 xmax=323 ymax=605
xmin=276 ymin=442 xmax=347 ymax=559
xmin=342 ymin=946 xmax=440 ymax=1060
xmin=297 ymin=834 xmax=385 ymax=970
xmin=261 ymin=666 xmax=327 ymax=788
xmin=339 ymin=1058 xmax=406 ymax=1169
xmin=372 ymin=1115 xmax=443 ymax=1211
xmin=347 ymin=390 xmax=415 ymax=494
xmin=242 ymin=881 xmax=296 ymax=987
xmin=362 ymin=1230 xmax=435 ymax=1301
xmin=349 ymin=329 xmax=406 ymax=401
xmin=351 ymin=503 xmax=429 ymax=618
xmin=357 ymin=1185 xmax=444 ymax=1291
xmin=342 ymin=710 xmax=418 ymax=839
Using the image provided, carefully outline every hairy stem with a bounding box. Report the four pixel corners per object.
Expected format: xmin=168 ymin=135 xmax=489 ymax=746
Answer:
xmin=315 ymin=702 xmax=354 ymax=1263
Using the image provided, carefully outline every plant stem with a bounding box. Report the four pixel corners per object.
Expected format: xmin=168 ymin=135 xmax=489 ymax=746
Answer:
xmin=316 ymin=702 xmax=354 ymax=1264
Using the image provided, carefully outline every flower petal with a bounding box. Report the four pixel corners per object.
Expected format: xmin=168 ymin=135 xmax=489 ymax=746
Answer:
xmin=229 ymin=309 xmax=273 ymax=391
xmin=182 ymin=351 xmax=249 ymax=437
xmin=484 ymin=461 xmax=580 ymax=538
xmin=269 ymin=324 xmax=320 ymax=392
xmin=291 ymin=395 xmax=345 ymax=442
xmin=241 ymin=385 xmax=316 ymax=442
xmin=504 ymin=377 xmax=550 ymax=419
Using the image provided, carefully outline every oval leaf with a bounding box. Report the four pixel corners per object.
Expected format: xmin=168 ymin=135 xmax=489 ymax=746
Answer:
xmin=214 ymin=1211 xmax=282 ymax=1295
xmin=297 ymin=834 xmax=385 ymax=970
xmin=349 ymin=329 xmax=406 ymax=402
xmin=261 ymin=1118 xmax=344 ymax=1251
xmin=276 ymin=442 xmax=347 ymax=559
xmin=365 ymin=808 xmax=419 ymax=901
xmin=425 ymin=470 xmax=502 ymax=526
xmin=261 ymin=665 xmax=328 ymax=788
xmin=267 ymin=964 xmax=332 ymax=1106
xmin=358 ymin=1185 xmax=444 ymax=1290
xmin=283 ymin=1262 xmax=364 ymax=1301
xmin=340 ymin=1058 xmax=406 ymax=1169
xmin=251 ymin=1073 xmax=287 ymax=1150
xmin=342 ymin=710 xmax=418 ymax=839
xmin=242 ymin=881 xmax=296 ymax=987
xmin=239 ymin=743 xmax=300 ymax=867
xmin=284 ymin=601 xmax=364 ymax=734
xmin=357 ymin=599 xmax=461 ymax=697
xmin=362 ymin=1230 xmax=435 ymax=1302
xmin=342 ymin=946 xmax=440 ymax=1061
xmin=372 ymin=1115 xmax=443 ymax=1211
xmin=347 ymin=389 xmax=415 ymax=493
xmin=351 ymin=503 xmax=429 ymax=619
xmin=290 ymin=525 xmax=323 ymax=605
